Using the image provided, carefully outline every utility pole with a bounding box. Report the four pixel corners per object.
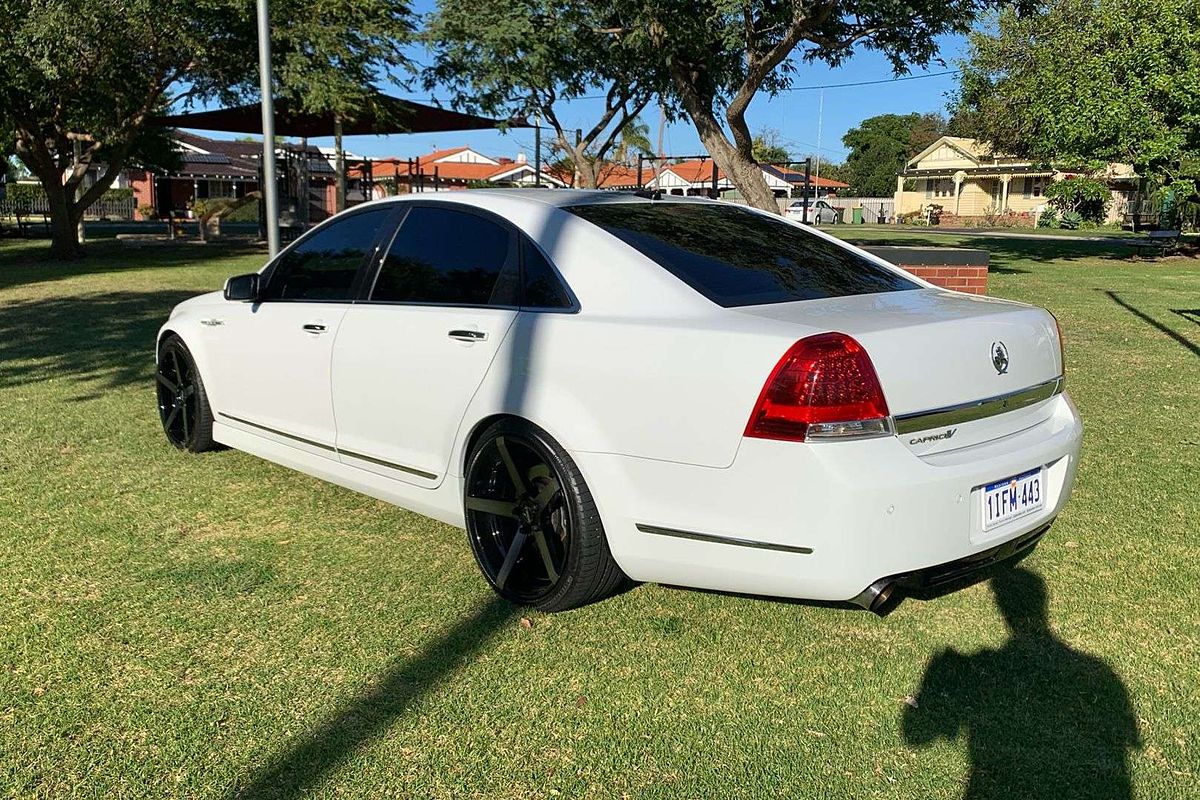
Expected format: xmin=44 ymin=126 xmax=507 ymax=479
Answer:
xmin=256 ymin=0 xmax=280 ymax=256
xmin=814 ymin=90 xmax=824 ymax=190
xmin=534 ymin=115 xmax=542 ymax=188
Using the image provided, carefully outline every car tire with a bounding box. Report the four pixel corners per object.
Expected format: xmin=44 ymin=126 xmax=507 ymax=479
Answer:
xmin=463 ymin=418 xmax=626 ymax=612
xmin=156 ymin=334 xmax=219 ymax=453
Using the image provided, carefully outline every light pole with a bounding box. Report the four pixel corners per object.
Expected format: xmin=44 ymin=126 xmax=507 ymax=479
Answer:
xmin=256 ymin=0 xmax=280 ymax=257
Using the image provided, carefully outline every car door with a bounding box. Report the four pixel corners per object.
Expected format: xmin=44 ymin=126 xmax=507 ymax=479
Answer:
xmin=205 ymin=206 xmax=397 ymax=455
xmin=331 ymin=203 xmax=524 ymax=486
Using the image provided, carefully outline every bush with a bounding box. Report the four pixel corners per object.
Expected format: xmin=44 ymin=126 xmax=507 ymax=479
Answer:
xmin=1059 ymin=210 xmax=1084 ymax=229
xmin=1045 ymin=176 xmax=1109 ymax=223
xmin=1037 ymin=207 xmax=1060 ymax=228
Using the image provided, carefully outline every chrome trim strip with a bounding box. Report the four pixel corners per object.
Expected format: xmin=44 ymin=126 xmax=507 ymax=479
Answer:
xmin=337 ymin=446 xmax=438 ymax=480
xmin=893 ymin=377 xmax=1063 ymax=435
xmin=217 ymin=412 xmax=438 ymax=480
xmin=219 ymin=411 xmax=338 ymax=453
xmin=636 ymin=524 xmax=813 ymax=555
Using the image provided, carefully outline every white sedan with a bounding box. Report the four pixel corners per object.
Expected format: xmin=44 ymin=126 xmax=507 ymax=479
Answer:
xmin=784 ymin=198 xmax=841 ymax=224
xmin=156 ymin=192 xmax=1082 ymax=613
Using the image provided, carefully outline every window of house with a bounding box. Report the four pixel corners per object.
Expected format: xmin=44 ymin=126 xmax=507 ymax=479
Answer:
xmin=371 ymin=205 xmax=519 ymax=305
xmin=933 ymin=179 xmax=955 ymax=198
xmin=1022 ymin=176 xmax=1047 ymax=198
xmin=260 ymin=207 xmax=394 ymax=301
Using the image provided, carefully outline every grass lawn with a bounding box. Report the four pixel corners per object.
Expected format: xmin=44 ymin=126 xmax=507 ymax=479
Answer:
xmin=1 ymin=233 xmax=1198 ymax=799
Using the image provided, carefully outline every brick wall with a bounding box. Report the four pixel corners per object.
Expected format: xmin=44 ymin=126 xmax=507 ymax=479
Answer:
xmin=862 ymin=246 xmax=989 ymax=295
xmin=898 ymin=264 xmax=988 ymax=295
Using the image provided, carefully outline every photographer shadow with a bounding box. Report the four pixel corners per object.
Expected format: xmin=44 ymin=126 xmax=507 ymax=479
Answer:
xmin=903 ymin=567 xmax=1140 ymax=799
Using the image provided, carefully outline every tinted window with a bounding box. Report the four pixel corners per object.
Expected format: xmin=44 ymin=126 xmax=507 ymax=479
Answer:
xmin=371 ymin=206 xmax=517 ymax=305
xmin=521 ymin=239 xmax=573 ymax=309
xmin=566 ymin=203 xmax=917 ymax=307
xmin=262 ymin=208 xmax=392 ymax=301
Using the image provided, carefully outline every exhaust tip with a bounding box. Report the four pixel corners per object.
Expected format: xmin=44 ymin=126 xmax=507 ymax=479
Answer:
xmin=850 ymin=579 xmax=900 ymax=616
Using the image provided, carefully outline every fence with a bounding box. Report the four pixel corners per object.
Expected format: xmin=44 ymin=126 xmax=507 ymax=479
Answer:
xmin=0 ymin=194 xmax=136 ymax=221
xmin=821 ymin=197 xmax=895 ymax=224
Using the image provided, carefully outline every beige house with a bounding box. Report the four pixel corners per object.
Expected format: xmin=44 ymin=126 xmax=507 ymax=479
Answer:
xmin=894 ymin=136 xmax=1139 ymax=224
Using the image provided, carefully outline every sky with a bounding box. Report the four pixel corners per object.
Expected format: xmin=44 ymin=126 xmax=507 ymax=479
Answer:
xmin=186 ymin=7 xmax=968 ymax=171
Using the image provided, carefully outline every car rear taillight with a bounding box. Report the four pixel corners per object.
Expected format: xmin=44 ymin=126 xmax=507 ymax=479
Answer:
xmin=745 ymin=332 xmax=893 ymax=442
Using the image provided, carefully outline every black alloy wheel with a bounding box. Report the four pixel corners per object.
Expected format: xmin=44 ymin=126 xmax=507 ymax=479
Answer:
xmin=156 ymin=335 xmax=217 ymax=452
xmin=464 ymin=419 xmax=625 ymax=612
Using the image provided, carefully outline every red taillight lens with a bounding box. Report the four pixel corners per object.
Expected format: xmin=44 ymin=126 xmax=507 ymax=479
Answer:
xmin=745 ymin=332 xmax=891 ymax=442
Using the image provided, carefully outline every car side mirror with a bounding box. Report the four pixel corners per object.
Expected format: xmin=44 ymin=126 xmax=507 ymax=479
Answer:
xmin=224 ymin=273 xmax=260 ymax=302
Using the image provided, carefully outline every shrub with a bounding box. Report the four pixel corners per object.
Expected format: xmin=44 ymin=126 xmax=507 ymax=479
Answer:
xmin=1059 ymin=210 xmax=1084 ymax=229
xmin=1037 ymin=207 xmax=1060 ymax=228
xmin=1045 ymin=176 xmax=1110 ymax=223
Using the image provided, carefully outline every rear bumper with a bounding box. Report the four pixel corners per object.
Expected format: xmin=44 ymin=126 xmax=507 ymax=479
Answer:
xmin=848 ymin=519 xmax=1052 ymax=612
xmin=572 ymin=392 xmax=1082 ymax=604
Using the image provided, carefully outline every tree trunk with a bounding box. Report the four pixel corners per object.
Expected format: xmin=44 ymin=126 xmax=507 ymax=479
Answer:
xmin=574 ymin=148 xmax=600 ymax=189
xmin=667 ymin=70 xmax=778 ymax=213
xmin=43 ymin=180 xmax=83 ymax=260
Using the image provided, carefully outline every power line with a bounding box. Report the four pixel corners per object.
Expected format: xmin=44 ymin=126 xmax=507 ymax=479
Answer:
xmin=780 ymin=69 xmax=956 ymax=92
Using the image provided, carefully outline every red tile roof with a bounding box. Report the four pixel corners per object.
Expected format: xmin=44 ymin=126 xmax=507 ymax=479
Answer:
xmin=661 ymin=159 xmax=848 ymax=189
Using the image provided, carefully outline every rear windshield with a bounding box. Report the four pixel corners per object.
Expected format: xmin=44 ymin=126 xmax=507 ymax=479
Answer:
xmin=565 ymin=202 xmax=917 ymax=307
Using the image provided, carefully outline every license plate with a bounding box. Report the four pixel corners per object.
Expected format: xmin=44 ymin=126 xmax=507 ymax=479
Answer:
xmin=982 ymin=468 xmax=1045 ymax=531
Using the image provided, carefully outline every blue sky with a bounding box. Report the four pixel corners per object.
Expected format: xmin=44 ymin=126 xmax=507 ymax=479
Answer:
xmin=190 ymin=10 xmax=967 ymax=168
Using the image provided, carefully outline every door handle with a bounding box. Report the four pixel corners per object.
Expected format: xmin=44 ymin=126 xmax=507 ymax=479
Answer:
xmin=448 ymin=329 xmax=487 ymax=342
xmin=302 ymin=323 xmax=327 ymax=333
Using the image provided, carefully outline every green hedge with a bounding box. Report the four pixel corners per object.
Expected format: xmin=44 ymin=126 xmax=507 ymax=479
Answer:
xmin=3 ymin=182 xmax=134 ymax=207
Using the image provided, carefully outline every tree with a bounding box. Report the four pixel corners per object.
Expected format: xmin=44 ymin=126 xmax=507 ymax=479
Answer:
xmin=425 ymin=0 xmax=665 ymax=189
xmin=840 ymin=113 xmax=947 ymax=197
xmin=752 ymin=128 xmax=791 ymax=164
xmin=952 ymin=0 xmax=1200 ymax=202
xmin=0 ymin=0 xmax=411 ymax=259
xmin=603 ymin=0 xmax=1011 ymax=212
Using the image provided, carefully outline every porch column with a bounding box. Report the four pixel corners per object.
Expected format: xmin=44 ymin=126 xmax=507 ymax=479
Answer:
xmin=1000 ymin=175 xmax=1011 ymax=211
xmin=894 ymin=174 xmax=905 ymax=224
xmin=953 ymin=170 xmax=965 ymax=216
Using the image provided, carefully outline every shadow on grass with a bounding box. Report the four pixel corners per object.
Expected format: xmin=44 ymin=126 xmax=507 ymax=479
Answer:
xmin=0 ymin=289 xmax=195 ymax=393
xmin=0 ymin=238 xmax=263 ymax=292
xmin=904 ymin=567 xmax=1139 ymax=799
xmin=1171 ymin=309 xmax=1200 ymax=327
xmin=234 ymin=597 xmax=516 ymax=799
xmin=1103 ymin=291 xmax=1200 ymax=359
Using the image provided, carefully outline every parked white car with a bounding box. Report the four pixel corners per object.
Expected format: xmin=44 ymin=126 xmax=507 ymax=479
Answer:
xmin=157 ymin=192 xmax=1081 ymax=613
xmin=784 ymin=198 xmax=841 ymax=224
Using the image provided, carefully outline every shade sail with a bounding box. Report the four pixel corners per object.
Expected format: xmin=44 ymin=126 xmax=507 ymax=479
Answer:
xmin=151 ymin=94 xmax=528 ymax=137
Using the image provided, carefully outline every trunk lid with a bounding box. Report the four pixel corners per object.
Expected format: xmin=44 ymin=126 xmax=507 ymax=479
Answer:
xmin=735 ymin=289 xmax=1064 ymax=453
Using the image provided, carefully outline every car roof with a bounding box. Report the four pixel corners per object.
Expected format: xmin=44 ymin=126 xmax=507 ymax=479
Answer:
xmin=367 ymin=189 xmax=719 ymax=212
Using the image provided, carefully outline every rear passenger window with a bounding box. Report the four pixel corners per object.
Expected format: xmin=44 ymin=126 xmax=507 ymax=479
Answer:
xmin=371 ymin=206 xmax=518 ymax=305
xmin=565 ymin=202 xmax=917 ymax=307
xmin=261 ymin=208 xmax=392 ymax=301
xmin=520 ymin=239 xmax=573 ymax=309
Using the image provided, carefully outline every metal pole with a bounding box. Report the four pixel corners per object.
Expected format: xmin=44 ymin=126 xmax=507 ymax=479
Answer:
xmin=72 ymin=140 xmax=85 ymax=244
xmin=256 ymin=0 xmax=279 ymax=256
xmin=637 ymin=154 xmax=643 ymax=190
xmin=534 ymin=119 xmax=542 ymax=188
xmin=802 ymin=157 xmax=811 ymax=224
xmin=711 ymin=160 xmax=718 ymax=200
xmin=334 ymin=117 xmax=346 ymax=212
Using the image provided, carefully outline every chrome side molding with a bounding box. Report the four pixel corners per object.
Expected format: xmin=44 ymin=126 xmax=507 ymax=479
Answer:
xmin=636 ymin=523 xmax=813 ymax=555
xmin=893 ymin=377 xmax=1064 ymax=435
xmin=217 ymin=411 xmax=438 ymax=480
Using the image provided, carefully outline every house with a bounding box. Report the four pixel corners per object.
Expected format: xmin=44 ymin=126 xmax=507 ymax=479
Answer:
xmin=359 ymin=146 xmax=566 ymax=194
xmin=894 ymin=136 xmax=1140 ymax=225
xmin=645 ymin=159 xmax=848 ymax=198
xmin=125 ymin=131 xmax=341 ymax=221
